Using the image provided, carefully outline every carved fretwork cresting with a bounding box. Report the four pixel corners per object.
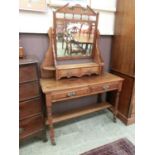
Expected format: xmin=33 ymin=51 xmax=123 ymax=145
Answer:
xmin=55 ymin=3 xmax=96 ymax=16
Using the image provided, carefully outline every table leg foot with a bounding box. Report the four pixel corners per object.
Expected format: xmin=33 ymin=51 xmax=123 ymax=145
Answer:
xmin=51 ymin=139 xmax=56 ymax=145
xmin=43 ymin=138 xmax=48 ymax=142
xmin=50 ymin=129 xmax=56 ymax=145
xmin=113 ymin=91 xmax=120 ymax=123
xmin=113 ymin=116 xmax=117 ymax=123
xmin=42 ymin=130 xmax=48 ymax=142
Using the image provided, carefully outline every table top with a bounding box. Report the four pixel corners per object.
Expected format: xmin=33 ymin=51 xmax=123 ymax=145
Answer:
xmin=40 ymin=73 xmax=124 ymax=93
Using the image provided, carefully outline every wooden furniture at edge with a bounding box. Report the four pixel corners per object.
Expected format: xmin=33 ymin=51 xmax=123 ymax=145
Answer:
xmin=108 ymin=0 xmax=135 ymax=125
xmin=40 ymin=73 xmax=123 ymax=145
xmin=19 ymin=56 xmax=47 ymax=142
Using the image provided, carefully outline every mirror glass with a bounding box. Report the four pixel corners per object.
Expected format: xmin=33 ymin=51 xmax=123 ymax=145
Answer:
xmin=56 ymin=21 xmax=96 ymax=58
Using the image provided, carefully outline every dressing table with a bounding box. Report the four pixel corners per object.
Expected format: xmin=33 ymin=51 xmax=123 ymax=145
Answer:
xmin=40 ymin=73 xmax=123 ymax=145
xmin=40 ymin=4 xmax=124 ymax=145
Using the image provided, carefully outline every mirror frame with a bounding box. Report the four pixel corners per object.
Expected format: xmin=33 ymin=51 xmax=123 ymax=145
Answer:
xmin=53 ymin=3 xmax=99 ymax=60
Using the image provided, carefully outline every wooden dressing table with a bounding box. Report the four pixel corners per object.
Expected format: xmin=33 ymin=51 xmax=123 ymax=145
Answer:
xmin=39 ymin=4 xmax=124 ymax=145
xmin=40 ymin=73 xmax=123 ymax=145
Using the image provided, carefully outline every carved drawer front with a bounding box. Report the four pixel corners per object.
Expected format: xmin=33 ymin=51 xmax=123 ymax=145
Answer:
xmin=52 ymin=87 xmax=90 ymax=101
xmin=19 ymin=115 xmax=44 ymax=139
xmin=19 ymin=98 xmax=42 ymax=120
xmin=58 ymin=67 xmax=100 ymax=79
xmin=19 ymin=82 xmax=40 ymax=101
xmin=58 ymin=68 xmax=80 ymax=78
xmin=81 ymin=67 xmax=100 ymax=75
xmin=19 ymin=64 xmax=38 ymax=83
xmin=90 ymin=82 xmax=119 ymax=93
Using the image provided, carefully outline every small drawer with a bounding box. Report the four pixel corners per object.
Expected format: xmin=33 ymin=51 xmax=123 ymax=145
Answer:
xmin=90 ymin=82 xmax=119 ymax=93
xmin=59 ymin=68 xmax=80 ymax=78
xmin=19 ymin=115 xmax=44 ymax=139
xmin=19 ymin=82 xmax=40 ymax=101
xmin=19 ymin=98 xmax=42 ymax=120
xmin=52 ymin=87 xmax=90 ymax=101
xmin=19 ymin=64 xmax=38 ymax=83
xmin=58 ymin=67 xmax=100 ymax=79
xmin=81 ymin=67 xmax=100 ymax=75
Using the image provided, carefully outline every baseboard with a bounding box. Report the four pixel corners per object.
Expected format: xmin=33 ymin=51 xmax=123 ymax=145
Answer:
xmin=117 ymin=111 xmax=135 ymax=125
xmin=108 ymin=108 xmax=135 ymax=125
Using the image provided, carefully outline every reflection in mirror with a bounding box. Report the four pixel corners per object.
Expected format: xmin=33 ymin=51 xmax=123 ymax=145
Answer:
xmin=56 ymin=21 xmax=96 ymax=58
xmin=56 ymin=13 xmax=64 ymax=18
xmin=74 ymin=14 xmax=81 ymax=20
xmin=65 ymin=13 xmax=73 ymax=19
xmin=89 ymin=16 xmax=96 ymax=21
xmin=82 ymin=15 xmax=88 ymax=20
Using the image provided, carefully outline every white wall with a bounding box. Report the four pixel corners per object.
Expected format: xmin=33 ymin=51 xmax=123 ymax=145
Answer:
xmin=19 ymin=8 xmax=53 ymax=34
xmin=91 ymin=0 xmax=116 ymax=12
xmin=19 ymin=0 xmax=117 ymax=35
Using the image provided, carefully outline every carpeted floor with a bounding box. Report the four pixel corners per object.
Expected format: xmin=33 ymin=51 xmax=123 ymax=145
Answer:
xmin=81 ymin=138 xmax=135 ymax=155
xmin=19 ymin=110 xmax=135 ymax=155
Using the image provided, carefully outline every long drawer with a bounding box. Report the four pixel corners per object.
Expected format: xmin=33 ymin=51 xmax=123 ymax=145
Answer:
xmin=19 ymin=64 xmax=38 ymax=83
xmin=19 ymin=97 xmax=42 ymax=120
xmin=90 ymin=82 xmax=119 ymax=93
xmin=19 ymin=81 xmax=40 ymax=101
xmin=19 ymin=115 xmax=44 ymax=139
xmin=51 ymin=87 xmax=90 ymax=101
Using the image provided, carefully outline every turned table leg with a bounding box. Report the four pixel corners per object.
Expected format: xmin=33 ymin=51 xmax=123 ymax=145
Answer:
xmin=42 ymin=128 xmax=48 ymax=142
xmin=113 ymin=91 xmax=120 ymax=123
xmin=46 ymin=94 xmax=56 ymax=145
xmin=97 ymin=93 xmax=102 ymax=103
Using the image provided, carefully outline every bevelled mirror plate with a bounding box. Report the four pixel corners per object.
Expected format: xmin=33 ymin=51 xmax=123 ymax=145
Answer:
xmin=56 ymin=21 xmax=96 ymax=58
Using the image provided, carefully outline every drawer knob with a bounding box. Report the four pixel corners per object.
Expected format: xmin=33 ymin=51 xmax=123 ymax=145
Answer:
xmin=103 ymin=85 xmax=110 ymax=90
xmin=67 ymin=92 xmax=76 ymax=97
xmin=19 ymin=128 xmax=24 ymax=134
